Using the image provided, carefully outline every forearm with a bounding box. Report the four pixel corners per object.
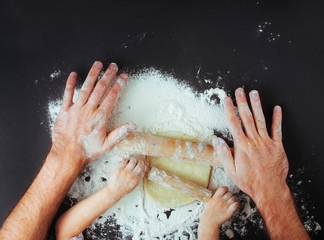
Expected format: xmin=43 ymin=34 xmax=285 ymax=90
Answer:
xmin=56 ymin=184 xmax=122 ymax=239
xmin=198 ymin=224 xmax=220 ymax=240
xmin=0 ymin=149 xmax=83 ymax=240
xmin=254 ymin=184 xmax=309 ymax=240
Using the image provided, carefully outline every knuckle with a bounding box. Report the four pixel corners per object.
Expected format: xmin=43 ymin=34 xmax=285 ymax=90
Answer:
xmin=96 ymin=108 xmax=107 ymax=118
xmin=95 ymin=89 xmax=104 ymax=98
xmin=65 ymin=86 xmax=73 ymax=92
xmin=81 ymin=81 xmax=90 ymax=91
xmin=109 ymin=88 xmax=119 ymax=97
xmin=94 ymin=84 xmax=105 ymax=95
xmin=106 ymin=89 xmax=119 ymax=102
xmin=255 ymin=117 xmax=265 ymax=125
xmin=97 ymin=80 xmax=107 ymax=90
xmin=220 ymin=186 xmax=228 ymax=192
xmin=102 ymin=72 xmax=114 ymax=81
xmin=66 ymin=81 xmax=74 ymax=90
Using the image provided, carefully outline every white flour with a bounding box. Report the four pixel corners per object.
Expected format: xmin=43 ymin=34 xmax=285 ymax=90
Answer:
xmin=50 ymin=69 xmax=61 ymax=80
xmin=47 ymin=68 xmax=321 ymax=239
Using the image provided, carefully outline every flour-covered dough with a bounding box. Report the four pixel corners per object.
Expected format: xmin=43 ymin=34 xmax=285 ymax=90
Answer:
xmin=144 ymin=131 xmax=211 ymax=208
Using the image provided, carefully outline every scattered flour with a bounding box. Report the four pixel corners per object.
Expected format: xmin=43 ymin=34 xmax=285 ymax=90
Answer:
xmin=47 ymin=68 xmax=322 ymax=239
xmin=50 ymin=69 xmax=61 ymax=80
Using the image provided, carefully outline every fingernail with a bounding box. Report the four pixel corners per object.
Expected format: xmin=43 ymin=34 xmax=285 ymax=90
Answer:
xmin=69 ymin=72 xmax=77 ymax=77
xmin=250 ymin=90 xmax=258 ymax=99
xmin=236 ymin=88 xmax=244 ymax=96
xmin=110 ymin=63 xmax=118 ymax=71
xmin=119 ymin=73 xmax=128 ymax=79
xmin=275 ymin=105 xmax=281 ymax=112
xmin=94 ymin=61 xmax=102 ymax=69
xmin=117 ymin=74 xmax=128 ymax=88
xmin=212 ymin=137 xmax=222 ymax=148
xmin=127 ymin=123 xmax=137 ymax=132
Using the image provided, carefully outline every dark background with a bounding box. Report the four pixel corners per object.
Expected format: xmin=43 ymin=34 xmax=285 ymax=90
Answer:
xmin=0 ymin=0 xmax=323 ymax=239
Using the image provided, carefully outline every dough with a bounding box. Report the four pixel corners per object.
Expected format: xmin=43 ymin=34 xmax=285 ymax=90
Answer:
xmin=144 ymin=131 xmax=211 ymax=208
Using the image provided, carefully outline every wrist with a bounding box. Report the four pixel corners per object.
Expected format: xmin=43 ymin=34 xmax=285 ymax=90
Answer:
xmin=48 ymin=145 xmax=85 ymax=175
xmin=250 ymin=182 xmax=309 ymax=239
xmin=253 ymin=183 xmax=297 ymax=222
xmin=103 ymin=183 xmax=124 ymax=202
xmin=253 ymin=182 xmax=291 ymax=207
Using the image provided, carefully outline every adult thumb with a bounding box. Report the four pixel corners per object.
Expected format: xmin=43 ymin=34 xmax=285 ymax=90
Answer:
xmin=212 ymin=137 xmax=235 ymax=177
xmin=104 ymin=123 xmax=137 ymax=152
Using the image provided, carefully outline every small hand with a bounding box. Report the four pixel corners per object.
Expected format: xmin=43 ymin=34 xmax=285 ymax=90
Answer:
xmin=51 ymin=61 xmax=136 ymax=167
xmin=213 ymin=88 xmax=289 ymax=201
xmin=198 ymin=187 xmax=239 ymax=240
xmin=109 ymin=157 xmax=148 ymax=197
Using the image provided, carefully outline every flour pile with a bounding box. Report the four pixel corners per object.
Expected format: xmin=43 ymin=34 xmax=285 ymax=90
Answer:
xmin=47 ymin=68 xmax=258 ymax=239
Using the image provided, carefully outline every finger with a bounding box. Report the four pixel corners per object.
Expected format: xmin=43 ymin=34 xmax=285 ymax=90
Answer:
xmin=125 ymin=157 xmax=137 ymax=170
xmin=133 ymin=160 xmax=145 ymax=176
xmin=271 ymin=105 xmax=282 ymax=142
xmin=61 ymin=72 xmax=77 ymax=110
xmin=235 ymin=88 xmax=258 ymax=138
xmin=224 ymin=97 xmax=246 ymax=143
xmin=88 ymin=63 xmax=118 ymax=108
xmin=228 ymin=202 xmax=239 ymax=214
xmin=118 ymin=158 xmax=129 ymax=169
xmin=144 ymin=160 xmax=150 ymax=172
xmin=249 ymin=90 xmax=269 ymax=139
xmin=222 ymin=192 xmax=233 ymax=201
xmin=227 ymin=197 xmax=237 ymax=205
xmin=212 ymin=137 xmax=235 ymax=177
xmin=76 ymin=61 xmax=103 ymax=105
xmin=99 ymin=73 xmax=128 ymax=118
xmin=141 ymin=160 xmax=150 ymax=174
xmin=90 ymin=108 xmax=107 ymax=131
xmin=214 ymin=186 xmax=228 ymax=198
xmin=103 ymin=123 xmax=137 ymax=152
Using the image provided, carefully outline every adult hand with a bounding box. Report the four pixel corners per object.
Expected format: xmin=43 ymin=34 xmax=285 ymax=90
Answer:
xmin=52 ymin=61 xmax=136 ymax=167
xmin=212 ymin=88 xmax=310 ymax=240
xmin=0 ymin=61 xmax=138 ymax=240
xmin=213 ymin=88 xmax=289 ymax=202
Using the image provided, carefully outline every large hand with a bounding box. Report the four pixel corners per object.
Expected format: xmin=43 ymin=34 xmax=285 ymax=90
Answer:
xmin=51 ymin=61 xmax=136 ymax=166
xmin=213 ymin=88 xmax=289 ymax=201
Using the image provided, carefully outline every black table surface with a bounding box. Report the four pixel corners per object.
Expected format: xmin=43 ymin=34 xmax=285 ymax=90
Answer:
xmin=1 ymin=0 xmax=323 ymax=239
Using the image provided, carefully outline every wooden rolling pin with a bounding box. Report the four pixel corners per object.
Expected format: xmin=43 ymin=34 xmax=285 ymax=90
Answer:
xmin=148 ymin=167 xmax=212 ymax=203
xmin=117 ymin=133 xmax=225 ymax=166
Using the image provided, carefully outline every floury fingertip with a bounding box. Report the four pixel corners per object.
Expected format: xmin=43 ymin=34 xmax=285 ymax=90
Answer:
xmin=127 ymin=123 xmax=137 ymax=132
xmin=274 ymin=105 xmax=281 ymax=112
xmin=236 ymin=88 xmax=244 ymax=96
xmin=93 ymin=61 xmax=102 ymax=69
xmin=250 ymin=90 xmax=258 ymax=99
xmin=212 ymin=137 xmax=222 ymax=148
xmin=69 ymin=72 xmax=77 ymax=77
xmin=110 ymin=63 xmax=118 ymax=70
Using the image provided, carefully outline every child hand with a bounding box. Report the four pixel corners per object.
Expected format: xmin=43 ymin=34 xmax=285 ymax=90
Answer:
xmin=198 ymin=187 xmax=239 ymax=240
xmin=109 ymin=157 xmax=148 ymax=197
